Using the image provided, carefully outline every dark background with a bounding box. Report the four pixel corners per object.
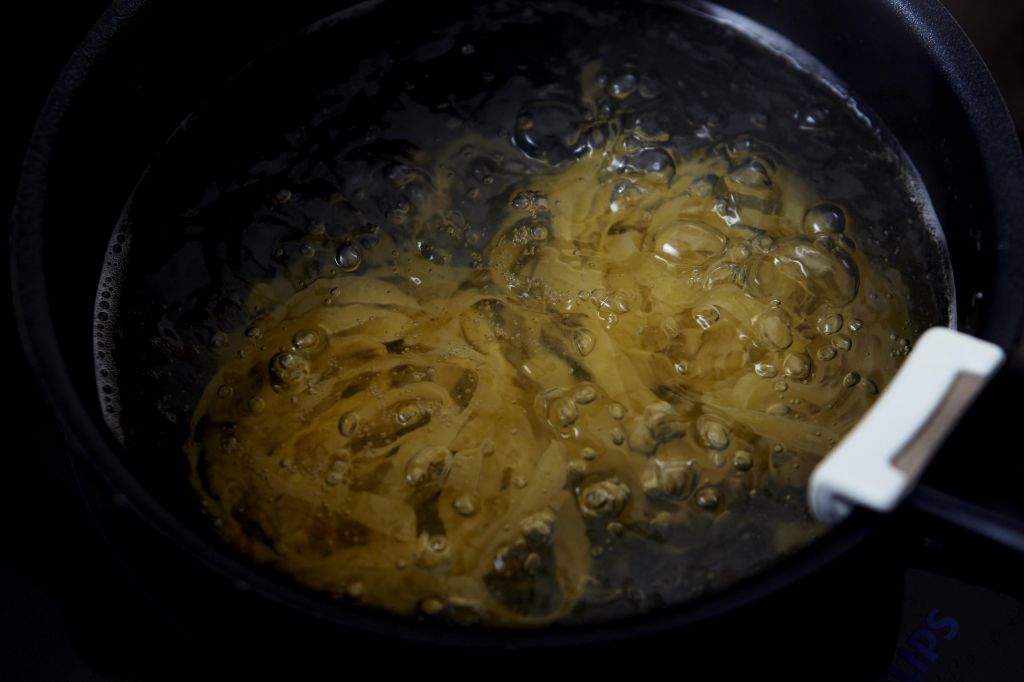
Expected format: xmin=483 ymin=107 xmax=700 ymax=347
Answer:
xmin=3 ymin=1 xmax=1022 ymax=679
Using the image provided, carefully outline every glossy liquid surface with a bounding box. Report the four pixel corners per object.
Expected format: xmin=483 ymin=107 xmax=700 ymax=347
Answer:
xmin=96 ymin=0 xmax=950 ymax=626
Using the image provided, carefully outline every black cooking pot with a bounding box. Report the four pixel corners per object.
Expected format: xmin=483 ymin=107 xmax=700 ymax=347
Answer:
xmin=11 ymin=0 xmax=1024 ymax=666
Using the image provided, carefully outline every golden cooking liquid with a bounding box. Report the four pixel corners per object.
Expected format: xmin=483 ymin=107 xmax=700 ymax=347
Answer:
xmin=185 ymin=60 xmax=918 ymax=624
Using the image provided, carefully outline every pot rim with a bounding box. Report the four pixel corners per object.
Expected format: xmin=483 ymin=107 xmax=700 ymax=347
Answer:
xmin=11 ymin=0 xmax=1023 ymax=647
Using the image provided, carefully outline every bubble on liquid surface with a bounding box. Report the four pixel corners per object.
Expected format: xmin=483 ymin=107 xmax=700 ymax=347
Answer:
xmin=733 ymin=450 xmax=753 ymax=471
xmin=715 ymin=159 xmax=779 ymax=216
xmin=623 ymin=148 xmax=676 ymax=183
xmin=796 ymin=106 xmax=829 ymax=130
xmin=833 ymin=334 xmax=853 ymax=352
xmin=607 ymin=73 xmax=638 ymax=99
xmin=574 ymin=385 xmax=598 ymax=405
xmin=698 ymin=416 xmax=730 ymax=450
xmin=547 ymin=395 xmax=579 ymax=429
xmin=338 ymin=412 xmax=361 ymax=437
xmin=645 ymin=220 xmax=726 ymax=267
xmin=396 ymin=402 xmax=424 ymax=426
xmin=268 ymin=351 xmax=310 ymax=391
xmin=572 ymin=329 xmax=596 ymax=356
xmin=512 ymin=100 xmax=587 ymax=166
xmin=753 ymin=308 xmax=793 ymax=351
xmin=335 ymin=243 xmax=363 ymax=271
xmin=694 ymin=306 xmax=720 ymax=330
xmin=817 ymin=313 xmax=843 ymax=336
xmin=405 ymin=446 xmax=452 ymax=487
xmin=578 ymin=478 xmax=631 ymax=518
xmin=628 ymin=401 xmax=686 ymax=454
xmin=783 ymin=352 xmax=812 ymax=380
xmin=747 ymin=237 xmax=859 ymax=307
xmin=696 ymin=486 xmax=721 ymax=510
xmin=292 ymin=328 xmax=323 ymax=350
xmin=804 ymin=204 xmax=846 ymax=235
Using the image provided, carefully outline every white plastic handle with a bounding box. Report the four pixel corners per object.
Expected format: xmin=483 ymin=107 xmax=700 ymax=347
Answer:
xmin=809 ymin=327 xmax=1005 ymax=524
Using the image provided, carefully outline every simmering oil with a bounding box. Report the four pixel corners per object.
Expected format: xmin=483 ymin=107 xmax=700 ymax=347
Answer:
xmin=95 ymin=0 xmax=951 ymax=626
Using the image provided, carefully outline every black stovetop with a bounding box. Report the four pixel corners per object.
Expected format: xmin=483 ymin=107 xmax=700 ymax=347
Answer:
xmin=4 ymin=1 xmax=1022 ymax=679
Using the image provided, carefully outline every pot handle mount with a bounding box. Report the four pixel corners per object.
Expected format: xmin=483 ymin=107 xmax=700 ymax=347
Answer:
xmin=809 ymin=327 xmax=1005 ymax=525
